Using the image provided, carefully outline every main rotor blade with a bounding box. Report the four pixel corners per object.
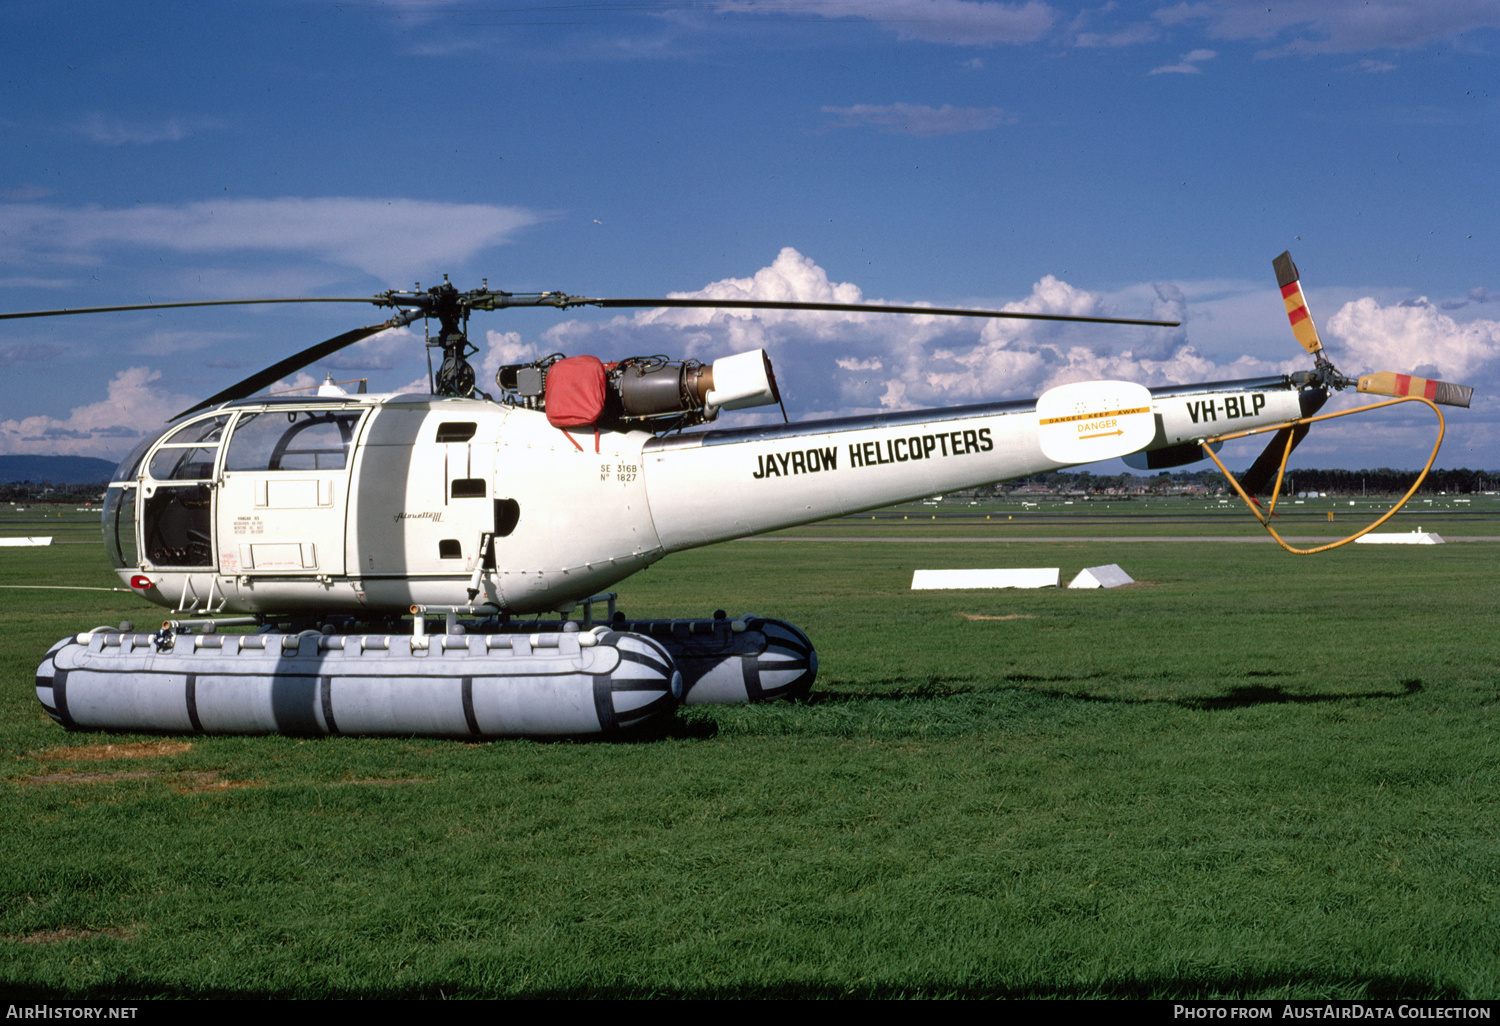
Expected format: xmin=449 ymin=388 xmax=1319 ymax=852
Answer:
xmin=587 ymin=297 xmax=1179 ymax=327
xmin=1238 ymin=424 xmax=1312 ymax=496
xmin=3 ymin=290 xmax=1181 ymax=327
xmin=1358 ymin=371 xmax=1473 ymax=408
xmin=171 ymin=322 xmax=392 ymax=421
xmin=0 ymin=297 xmax=383 ymax=321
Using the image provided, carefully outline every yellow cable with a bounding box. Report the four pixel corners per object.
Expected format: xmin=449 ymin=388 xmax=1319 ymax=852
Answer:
xmin=1198 ymin=395 xmax=1445 ymax=555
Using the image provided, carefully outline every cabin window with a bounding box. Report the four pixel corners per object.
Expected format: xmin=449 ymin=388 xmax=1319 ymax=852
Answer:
xmin=102 ymin=486 xmax=139 ymax=569
xmin=436 ymin=422 xmax=477 ymax=443
xmin=146 ymin=415 xmax=231 ymax=482
xmin=225 ymin=411 xmax=360 ymax=472
xmin=149 ymin=447 xmax=219 ymax=482
xmin=438 ymin=539 xmax=462 ymax=559
xmin=494 ymin=498 xmax=520 ymax=537
xmin=112 ymin=435 xmax=159 ymax=484
xmin=450 ymin=478 xmax=486 ymax=499
xmin=163 ymin=415 xmax=231 ymax=446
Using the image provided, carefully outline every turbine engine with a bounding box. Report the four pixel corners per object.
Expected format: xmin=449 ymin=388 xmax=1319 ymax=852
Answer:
xmin=495 ymin=347 xmax=783 ymax=431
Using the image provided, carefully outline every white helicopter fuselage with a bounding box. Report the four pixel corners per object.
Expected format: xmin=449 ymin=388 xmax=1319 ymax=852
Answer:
xmin=107 ymin=376 xmax=1312 ymax=618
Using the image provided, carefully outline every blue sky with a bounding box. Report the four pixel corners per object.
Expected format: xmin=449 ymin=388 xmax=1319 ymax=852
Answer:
xmin=2 ymin=0 xmax=1497 ymax=471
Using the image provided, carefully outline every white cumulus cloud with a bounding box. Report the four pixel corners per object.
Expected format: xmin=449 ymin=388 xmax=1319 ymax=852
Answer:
xmin=1326 ymin=296 xmax=1500 ymax=382
xmin=480 ymin=329 xmax=544 ymax=386
xmin=0 ymin=367 xmax=194 ymax=458
xmin=529 ymin=248 xmax=1284 ymax=417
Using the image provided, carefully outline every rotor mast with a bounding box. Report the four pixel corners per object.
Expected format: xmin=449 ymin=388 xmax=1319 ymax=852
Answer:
xmin=376 ymin=282 xmax=605 ymax=398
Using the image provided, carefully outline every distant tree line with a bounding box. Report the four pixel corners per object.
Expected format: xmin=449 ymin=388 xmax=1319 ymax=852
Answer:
xmin=1 ymin=480 xmax=108 ymax=504
xmin=993 ymin=468 xmax=1500 ymax=496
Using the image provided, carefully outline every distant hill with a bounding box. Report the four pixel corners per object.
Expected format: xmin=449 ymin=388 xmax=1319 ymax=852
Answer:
xmin=0 ymin=455 xmax=120 ymax=484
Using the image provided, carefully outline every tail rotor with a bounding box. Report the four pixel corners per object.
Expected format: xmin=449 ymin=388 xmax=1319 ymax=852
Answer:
xmin=1201 ymin=252 xmax=1473 ymax=553
xmin=1274 ymin=249 xmax=1473 ymax=411
xmin=1230 ymin=251 xmax=1474 ymax=498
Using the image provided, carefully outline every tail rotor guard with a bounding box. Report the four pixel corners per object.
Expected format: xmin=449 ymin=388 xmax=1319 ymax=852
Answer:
xmin=1201 ymin=395 xmax=1446 ymax=555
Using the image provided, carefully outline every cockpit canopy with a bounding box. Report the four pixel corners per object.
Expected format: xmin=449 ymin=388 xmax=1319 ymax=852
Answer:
xmin=102 ymin=399 xmax=366 ymax=571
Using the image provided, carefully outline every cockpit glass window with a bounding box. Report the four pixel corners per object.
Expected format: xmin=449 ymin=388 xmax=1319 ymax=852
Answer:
xmin=148 ymin=446 xmax=219 ymax=482
xmin=102 ymin=486 xmax=138 ymax=569
xmin=164 ymin=415 xmax=230 ymax=446
xmin=225 ymin=410 xmax=360 ymax=472
xmin=145 ymin=415 xmax=231 ymax=482
xmin=112 ymin=435 xmax=157 ymax=483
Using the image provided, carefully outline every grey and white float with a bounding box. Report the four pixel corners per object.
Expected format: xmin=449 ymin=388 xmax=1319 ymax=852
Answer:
xmin=36 ymin=613 xmax=816 ymax=738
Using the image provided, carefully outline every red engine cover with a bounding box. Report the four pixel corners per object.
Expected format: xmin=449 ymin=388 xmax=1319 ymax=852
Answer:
xmin=544 ymin=356 xmax=607 ymax=428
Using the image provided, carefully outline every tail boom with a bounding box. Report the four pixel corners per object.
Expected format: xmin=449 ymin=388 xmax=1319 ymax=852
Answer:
xmin=642 ymin=376 xmax=1312 ymax=551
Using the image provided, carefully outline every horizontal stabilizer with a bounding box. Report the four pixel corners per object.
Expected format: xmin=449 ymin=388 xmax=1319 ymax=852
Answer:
xmin=1357 ymin=372 xmax=1473 ymax=408
xmin=1123 ymin=439 xmax=1221 ymax=471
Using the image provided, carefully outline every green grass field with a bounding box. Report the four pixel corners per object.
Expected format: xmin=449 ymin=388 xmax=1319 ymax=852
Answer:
xmin=1 ymin=503 xmax=1497 ymax=998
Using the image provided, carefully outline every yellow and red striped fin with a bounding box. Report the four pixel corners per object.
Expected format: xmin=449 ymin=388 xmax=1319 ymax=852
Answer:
xmin=1358 ymin=372 xmax=1473 ymax=408
xmin=1273 ymin=251 xmax=1324 ymax=356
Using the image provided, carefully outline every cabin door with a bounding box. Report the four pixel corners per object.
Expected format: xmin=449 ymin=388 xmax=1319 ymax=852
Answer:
xmin=215 ymin=409 xmax=363 ymax=577
xmin=139 ymin=415 xmax=229 ymax=572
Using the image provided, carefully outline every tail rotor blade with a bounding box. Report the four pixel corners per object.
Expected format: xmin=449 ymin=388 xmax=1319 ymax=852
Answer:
xmin=1358 ymin=371 xmax=1473 ymax=409
xmin=1273 ymin=251 xmax=1326 ymax=356
xmin=171 ymin=322 xmax=393 ymax=421
xmin=1238 ymin=423 xmax=1311 ymax=496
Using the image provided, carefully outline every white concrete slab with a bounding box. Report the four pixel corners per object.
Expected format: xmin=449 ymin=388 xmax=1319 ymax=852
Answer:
xmin=911 ymin=568 xmax=1059 ymax=590
xmin=1355 ymin=531 xmax=1444 ymax=545
xmin=1068 ymin=564 xmax=1134 ymax=589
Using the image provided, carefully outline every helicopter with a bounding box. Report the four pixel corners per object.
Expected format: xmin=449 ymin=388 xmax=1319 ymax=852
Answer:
xmin=14 ymin=252 xmax=1473 ymax=738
